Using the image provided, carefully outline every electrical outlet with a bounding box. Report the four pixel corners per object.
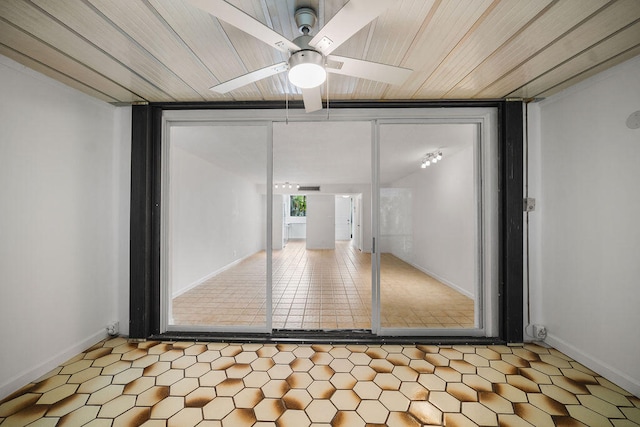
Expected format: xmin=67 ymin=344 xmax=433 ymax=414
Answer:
xmin=533 ymin=324 xmax=547 ymax=340
xmin=106 ymin=321 xmax=119 ymax=336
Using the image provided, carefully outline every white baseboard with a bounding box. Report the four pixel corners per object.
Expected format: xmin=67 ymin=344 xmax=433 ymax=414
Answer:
xmin=0 ymin=329 xmax=108 ymax=400
xmin=409 ymin=262 xmax=474 ymax=299
xmin=545 ymin=333 xmax=640 ymax=398
xmin=172 ymin=253 xmax=256 ymax=298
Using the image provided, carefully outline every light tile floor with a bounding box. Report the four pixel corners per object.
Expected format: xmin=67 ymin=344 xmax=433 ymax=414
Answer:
xmin=172 ymin=240 xmax=474 ymax=330
xmin=1 ymin=338 xmax=639 ymax=426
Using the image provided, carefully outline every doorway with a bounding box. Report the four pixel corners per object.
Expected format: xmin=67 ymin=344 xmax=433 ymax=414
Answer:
xmin=155 ymin=106 xmax=503 ymax=338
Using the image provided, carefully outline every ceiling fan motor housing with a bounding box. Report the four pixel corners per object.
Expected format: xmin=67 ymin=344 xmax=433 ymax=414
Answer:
xmin=294 ymin=7 xmax=317 ymax=34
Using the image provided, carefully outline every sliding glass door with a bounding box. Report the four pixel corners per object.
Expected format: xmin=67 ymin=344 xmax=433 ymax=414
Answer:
xmin=165 ymin=123 xmax=270 ymax=332
xmin=271 ymin=121 xmax=372 ymax=330
xmin=376 ymin=120 xmax=495 ymax=336
xmin=159 ymin=108 xmax=498 ymax=337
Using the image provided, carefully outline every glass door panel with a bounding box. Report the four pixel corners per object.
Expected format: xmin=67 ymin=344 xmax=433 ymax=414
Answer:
xmin=272 ymin=121 xmax=372 ymax=330
xmin=378 ymin=123 xmax=480 ymax=332
xmin=166 ymin=123 xmax=269 ymax=332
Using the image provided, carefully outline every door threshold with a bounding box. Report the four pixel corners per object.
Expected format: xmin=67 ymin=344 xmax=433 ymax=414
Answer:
xmin=148 ymin=329 xmax=504 ymax=345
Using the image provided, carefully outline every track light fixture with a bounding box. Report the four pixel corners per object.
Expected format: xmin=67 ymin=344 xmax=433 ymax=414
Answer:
xmin=420 ymin=150 xmax=444 ymax=168
xmin=274 ymin=182 xmax=300 ymax=190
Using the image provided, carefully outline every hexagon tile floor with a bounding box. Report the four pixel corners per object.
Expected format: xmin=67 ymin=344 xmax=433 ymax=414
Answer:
xmin=1 ymin=339 xmax=639 ymax=427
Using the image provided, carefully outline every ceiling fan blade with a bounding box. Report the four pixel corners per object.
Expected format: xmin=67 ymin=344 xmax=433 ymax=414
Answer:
xmin=326 ymin=55 xmax=412 ymax=86
xmin=185 ymin=0 xmax=299 ymax=53
xmin=210 ymin=62 xmax=288 ymax=93
xmin=302 ymin=87 xmax=323 ymax=113
xmin=309 ymin=0 xmax=388 ymax=55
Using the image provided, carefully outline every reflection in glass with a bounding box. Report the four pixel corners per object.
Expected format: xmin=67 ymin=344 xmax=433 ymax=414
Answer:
xmin=168 ymin=125 xmax=268 ymax=328
xmin=379 ymin=123 xmax=478 ymax=330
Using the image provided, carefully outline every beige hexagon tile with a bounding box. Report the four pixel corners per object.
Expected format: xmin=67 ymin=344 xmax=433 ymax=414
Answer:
xmin=357 ymin=399 xmax=389 ymax=424
xmin=156 ymin=369 xmax=184 ymax=387
xmin=277 ymin=408 xmax=311 ymax=426
xmin=102 ymin=361 xmax=132 ymax=376
xmin=31 ymin=375 xmax=70 ymax=393
xmin=37 ymin=384 xmax=79 ymax=405
xmin=347 ymin=352 xmax=372 ymax=366
xmin=552 ymin=375 xmax=590 ymax=395
xmin=449 ymin=359 xmax=477 ymax=375
xmin=282 ymin=388 xmax=312 ymax=410
xmin=197 ymin=350 xmax=222 ymax=363
xmin=447 ymin=382 xmax=478 ymax=403
xmin=462 ymin=401 xmax=499 ymax=426
xmin=254 ymin=398 xmax=285 ymax=422
xmin=216 ymin=378 xmax=244 ymax=397
xmin=490 ymin=359 xmax=520 ymax=375
xmin=380 ymin=390 xmax=410 ymax=412
xmin=261 ymin=379 xmax=290 ymax=399
xmin=330 ymin=389 xmax=360 ymax=411
xmin=83 ymin=417 xmax=117 ymax=427
xmin=290 ymin=358 xmax=314 ymax=373
xmin=621 ymin=406 xmax=640 ymax=423
xmin=309 ymin=352 xmax=333 ymax=365
xmin=443 ymin=412 xmax=480 ymax=427
xmin=233 ymin=387 xmax=263 ymax=409
xmin=113 ymin=406 xmax=150 ymax=427
xmin=305 ymin=399 xmax=337 ymax=423
xmin=46 ymin=393 xmax=89 ymax=417
xmin=409 ymin=400 xmax=442 ymax=425
xmin=353 ymin=381 xmax=382 ymax=400
xmin=3 ymin=338 xmax=640 ymax=427
xmin=418 ymin=373 xmax=447 ymax=391
xmin=329 ymin=373 xmax=357 ymax=390
xmin=97 ymin=394 xmax=136 ymax=418
xmin=56 ymin=405 xmax=99 ymax=426
xmin=168 ymin=407 xmax=203 ymax=427
xmin=332 ymin=410 xmax=365 ymax=427
xmin=306 ymin=380 xmax=335 ymax=400
xmin=202 ymin=396 xmax=235 ymax=420
xmin=221 ymin=407 xmax=255 ymax=426
xmin=429 ymin=390 xmax=462 ymax=413
xmin=497 ymin=413 xmax=539 ymax=427
xmin=513 ymin=402 xmax=555 ymax=427
xmin=308 ymin=365 xmax=335 ymax=381
xmin=226 ymin=363 xmax=252 ymax=379
xmin=494 ymin=383 xmax=528 ymax=403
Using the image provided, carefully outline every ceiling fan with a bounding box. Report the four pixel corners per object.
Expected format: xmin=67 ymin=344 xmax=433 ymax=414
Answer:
xmin=185 ymin=0 xmax=413 ymax=112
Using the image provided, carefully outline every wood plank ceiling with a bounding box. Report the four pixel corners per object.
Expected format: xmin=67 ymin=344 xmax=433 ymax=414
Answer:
xmin=1 ymin=0 xmax=639 ymax=105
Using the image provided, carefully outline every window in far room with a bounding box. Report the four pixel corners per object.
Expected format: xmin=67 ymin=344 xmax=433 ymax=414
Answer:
xmin=290 ymin=195 xmax=306 ymax=217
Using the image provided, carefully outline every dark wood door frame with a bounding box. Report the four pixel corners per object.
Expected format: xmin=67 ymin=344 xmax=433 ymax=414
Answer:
xmin=129 ymin=100 xmax=523 ymax=342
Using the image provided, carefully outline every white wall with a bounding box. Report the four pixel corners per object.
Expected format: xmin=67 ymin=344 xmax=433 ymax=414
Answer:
xmin=170 ymin=146 xmax=264 ymax=296
xmin=529 ymin=55 xmax=640 ymax=396
xmin=383 ymin=145 xmax=477 ymax=298
xmin=306 ymin=194 xmax=336 ymax=250
xmin=0 ymin=55 xmax=130 ymax=399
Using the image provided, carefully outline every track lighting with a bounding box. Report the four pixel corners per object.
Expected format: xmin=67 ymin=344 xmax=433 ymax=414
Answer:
xmin=274 ymin=182 xmax=300 ymax=190
xmin=420 ymin=150 xmax=443 ymax=168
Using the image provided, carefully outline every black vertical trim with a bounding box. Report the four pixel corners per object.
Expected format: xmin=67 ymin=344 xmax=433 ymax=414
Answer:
xmin=500 ymin=101 xmax=524 ymax=342
xmin=130 ymin=105 xmax=162 ymax=338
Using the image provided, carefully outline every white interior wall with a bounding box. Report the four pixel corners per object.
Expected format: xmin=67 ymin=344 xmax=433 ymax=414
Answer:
xmin=306 ymin=194 xmax=336 ymax=250
xmin=529 ymin=55 xmax=640 ymax=396
xmin=382 ymin=145 xmax=476 ymax=298
xmin=0 ymin=55 xmax=130 ymax=399
xmin=170 ymin=146 xmax=264 ymax=297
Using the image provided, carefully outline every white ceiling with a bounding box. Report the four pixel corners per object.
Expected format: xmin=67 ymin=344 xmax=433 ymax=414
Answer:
xmin=1 ymin=0 xmax=638 ymax=106
xmin=172 ymin=121 xmax=475 ymax=186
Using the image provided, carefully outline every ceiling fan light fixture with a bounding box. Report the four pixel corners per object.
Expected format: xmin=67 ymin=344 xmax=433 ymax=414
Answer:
xmin=288 ymin=50 xmax=326 ymax=89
